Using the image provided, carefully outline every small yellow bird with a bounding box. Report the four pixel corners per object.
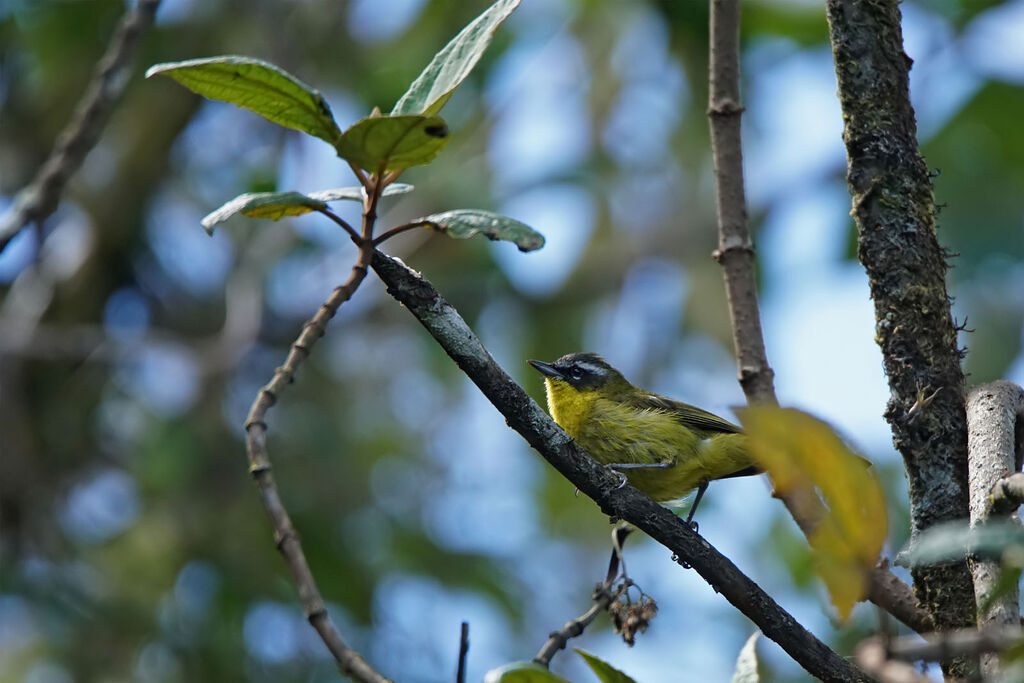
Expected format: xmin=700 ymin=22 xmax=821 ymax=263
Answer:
xmin=528 ymin=352 xmax=760 ymax=525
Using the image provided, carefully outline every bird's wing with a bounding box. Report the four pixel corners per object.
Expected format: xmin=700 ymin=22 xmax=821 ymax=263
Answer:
xmin=629 ymin=393 xmax=742 ymax=435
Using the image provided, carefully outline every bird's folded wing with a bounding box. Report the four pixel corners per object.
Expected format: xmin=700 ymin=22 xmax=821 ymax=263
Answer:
xmin=629 ymin=394 xmax=742 ymax=434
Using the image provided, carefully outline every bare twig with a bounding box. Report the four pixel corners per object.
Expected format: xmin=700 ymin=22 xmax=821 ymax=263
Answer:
xmin=967 ymin=381 xmax=1024 ymax=676
xmin=706 ymin=0 xmax=927 ymax=634
xmin=533 ymin=581 xmax=629 ymax=667
xmin=241 ymin=179 xmax=387 ymax=681
xmin=456 ymin=622 xmax=469 ymax=683
xmin=371 ymin=250 xmax=870 ymax=682
xmin=0 ymin=0 xmax=163 ymax=253
xmin=707 ymin=0 xmax=774 ymax=404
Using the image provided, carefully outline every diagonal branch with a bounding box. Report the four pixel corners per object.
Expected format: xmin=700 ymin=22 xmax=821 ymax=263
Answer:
xmin=707 ymin=0 xmax=928 ymax=634
xmin=0 ymin=0 xmax=163 ymax=253
xmin=371 ymin=250 xmax=870 ymax=682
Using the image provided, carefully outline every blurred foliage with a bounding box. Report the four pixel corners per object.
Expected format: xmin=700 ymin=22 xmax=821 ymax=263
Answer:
xmin=2 ymin=0 xmax=1024 ymax=681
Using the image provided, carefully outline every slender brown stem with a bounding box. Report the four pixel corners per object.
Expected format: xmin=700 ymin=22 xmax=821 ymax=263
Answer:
xmin=708 ymin=0 xmax=775 ymax=404
xmin=320 ymin=208 xmax=361 ymax=242
xmin=372 ymin=221 xmax=431 ymax=247
xmin=242 ymin=178 xmax=385 ymax=681
xmin=533 ymin=581 xmax=628 ymax=667
xmin=381 ymin=169 xmax=404 ymax=188
xmin=348 ymin=161 xmax=368 ymax=188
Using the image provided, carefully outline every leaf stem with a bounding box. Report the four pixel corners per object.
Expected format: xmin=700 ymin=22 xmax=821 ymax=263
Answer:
xmin=348 ymin=161 xmax=368 ymax=188
xmin=372 ymin=221 xmax=431 ymax=247
xmin=320 ymin=208 xmax=361 ymax=243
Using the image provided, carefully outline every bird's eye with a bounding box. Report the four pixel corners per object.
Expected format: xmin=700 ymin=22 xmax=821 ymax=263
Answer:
xmin=569 ymin=367 xmax=583 ymax=380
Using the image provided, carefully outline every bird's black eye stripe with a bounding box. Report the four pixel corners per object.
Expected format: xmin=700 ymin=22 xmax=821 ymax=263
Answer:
xmin=569 ymin=366 xmax=583 ymax=380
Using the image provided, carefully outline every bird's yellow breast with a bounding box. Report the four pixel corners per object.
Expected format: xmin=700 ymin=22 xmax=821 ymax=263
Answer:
xmin=544 ymin=378 xmax=751 ymax=502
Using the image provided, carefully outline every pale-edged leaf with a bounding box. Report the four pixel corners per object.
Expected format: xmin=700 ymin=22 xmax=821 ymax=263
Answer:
xmin=575 ymin=650 xmax=637 ymax=683
xmin=899 ymin=519 xmax=1024 ymax=567
xmin=335 ymin=115 xmax=450 ymax=172
xmin=738 ymin=407 xmax=887 ymax=620
xmin=418 ymin=209 xmax=544 ymax=252
xmin=483 ymin=662 xmax=568 ymax=683
xmin=731 ymin=632 xmax=760 ymax=683
xmin=307 ymin=183 xmax=415 ymax=203
xmin=147 ymin=56 xmax=342 ymax=145
xmin=392 ymin=0 xmax=521 ymax=115
xmin=201 ymin=191 xmax=326 ymax=233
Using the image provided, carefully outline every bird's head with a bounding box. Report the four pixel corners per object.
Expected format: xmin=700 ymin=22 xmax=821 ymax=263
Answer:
xmin=527 ymin=352 xmax=633 ymax=403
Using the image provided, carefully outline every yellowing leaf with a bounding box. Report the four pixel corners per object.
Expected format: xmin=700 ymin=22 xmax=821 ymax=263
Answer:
xmin=739 ymin=407 xmax=887 ymax=620
xmin=200 ymin=191 xmax=326 ymax=233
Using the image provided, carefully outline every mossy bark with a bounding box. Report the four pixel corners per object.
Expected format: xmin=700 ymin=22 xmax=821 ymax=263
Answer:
xmin=825 ymin=0 xmax=975 ymax=667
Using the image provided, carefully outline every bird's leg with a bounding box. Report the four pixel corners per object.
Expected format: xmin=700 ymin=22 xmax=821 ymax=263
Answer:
xmin=603 ymin=458 xmax=677 ymax=490
xmin=606 ymin=522 xmax=634 ymax=584
xmin=684 ymin=481 xmax=709 ymax=532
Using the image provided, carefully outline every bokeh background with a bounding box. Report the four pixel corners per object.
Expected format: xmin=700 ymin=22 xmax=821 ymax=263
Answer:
xmin=3 ymin=0 xmax=1024 ymax=680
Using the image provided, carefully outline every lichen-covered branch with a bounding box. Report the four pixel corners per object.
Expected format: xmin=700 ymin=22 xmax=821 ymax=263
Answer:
xmin=825 ymin=0 xmax=974 ymax=648
xmin=967 ymin=381 xmax=1024 ymax=676
xmin=371 ymin=251 xmax=870 ymax=682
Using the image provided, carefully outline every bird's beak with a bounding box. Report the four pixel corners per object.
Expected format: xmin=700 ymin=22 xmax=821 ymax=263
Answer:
xmin=528 ymin=359 xmax=562 ymax=379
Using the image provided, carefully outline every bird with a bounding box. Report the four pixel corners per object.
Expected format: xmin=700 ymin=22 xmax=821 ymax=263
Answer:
xmin=527 ymin=352 xmax=761 ymax=527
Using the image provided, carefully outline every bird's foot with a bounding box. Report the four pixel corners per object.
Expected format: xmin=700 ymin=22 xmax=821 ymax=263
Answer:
xmin=604 ymin=465 xmax=628 ymax=490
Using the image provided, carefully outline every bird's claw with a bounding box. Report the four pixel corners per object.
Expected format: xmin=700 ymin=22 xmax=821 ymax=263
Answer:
xmin=605 ymin=465 xmax=628 ymax=490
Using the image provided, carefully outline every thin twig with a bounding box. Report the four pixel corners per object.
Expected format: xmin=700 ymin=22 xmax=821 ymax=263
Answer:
xmin=706 ymin=0 xmax=929 ymax=635
xmin=533 ymin=581 xmax=628 ymax=667
xmin=348 ymin=162 xmax=368 ymax=188
xmin=456 ymin=622 xmax=470 ymax=683
xmin=320 ymin=208 xmax=361 ymax=243
xmin=707 ymin=0 xmax=774 ymax=404
xmin=372 ymin=221 xmax=431 ymax=247
xmin=242 ymin=178 xmax=386 ymax=680
xmin=0 ymin=0 xmax=162 ymax=253
xmin=371 ymin=251 xmax=871 ymax=682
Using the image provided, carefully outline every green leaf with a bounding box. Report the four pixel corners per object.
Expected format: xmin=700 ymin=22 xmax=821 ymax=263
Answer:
xmin=335 ymin=115 xmax=450 ymax=172
xmin=483 ymin=662 xmax=568 ymax=683
xmin=391 ymin=0 xmax=521 ymax=115
xmin=418 ymin=209 xmax=545 ymax=252
xmin=575 ymin=650 xmax=637 ymax=683
xmin=200 ymin=191 xmax=326 ymax=233
xmin=899 ymin=520 xmax=1024 ymax=567
xmin=146 ymin=56 xmax=342 ymax=146
xmin=731 ymin=632 xmax=760 ymax=683
xmin=307 ymin=183 xmax=415 ymax=203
